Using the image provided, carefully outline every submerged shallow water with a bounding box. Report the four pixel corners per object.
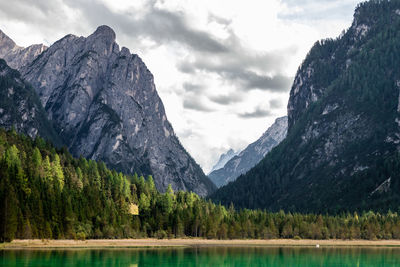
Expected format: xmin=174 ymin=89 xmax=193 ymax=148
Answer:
xmin=1 ymin=247 xmax=400 ymax=266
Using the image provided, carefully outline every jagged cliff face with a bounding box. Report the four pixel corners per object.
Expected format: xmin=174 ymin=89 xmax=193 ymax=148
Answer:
xmin=212 ymin=1 xmax=400 ymax=212
xmin=209 ymin=116 xmax=287 ymax=188
xmin=0 ymin=31 xmax=47 ymax=70
xmin=0 ymin=26 xmax=215 ymax=196
xmin=0 ymin=59 xmax=61 ymax=144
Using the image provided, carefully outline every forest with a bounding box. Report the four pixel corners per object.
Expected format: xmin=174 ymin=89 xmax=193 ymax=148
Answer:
xmin=1 ymin=129 xmax=400 ymax=242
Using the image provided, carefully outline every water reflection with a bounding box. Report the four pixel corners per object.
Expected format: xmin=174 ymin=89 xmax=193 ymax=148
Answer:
xmin=1 ymin=247 xmax=400 ymax=267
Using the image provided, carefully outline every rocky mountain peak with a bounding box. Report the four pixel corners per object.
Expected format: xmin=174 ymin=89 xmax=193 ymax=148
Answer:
xmin=94 ymin=25 xmax=116 ymax=38
xmin=0 ymin=30 xmax=47 ymax=70
xmin=0 ymin=26 xmax=216 ymax=196
xmin=89 ymin=25 xmax=116 ymax=44
xmin=0 ymin=29 xmax=18 ymax=55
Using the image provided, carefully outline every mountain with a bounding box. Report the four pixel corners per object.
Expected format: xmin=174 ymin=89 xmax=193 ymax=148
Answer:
xmin=209 ymin=149 xmax=238 ymax=174
xmin=0 ymin=59 xmax=61 ymax=144
xmin=211 ymin=0 xmax=400 ymax=212
xmin=0 ymin=26 xmax=215 ymax=196
xmin=0 ymin=30 xmax=47 ymax=70
xmin=209 ymin=116 xmax=287 ymax=188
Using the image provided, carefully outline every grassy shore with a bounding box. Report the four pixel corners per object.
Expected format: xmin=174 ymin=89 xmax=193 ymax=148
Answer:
xmin=3 ymin=239 xmax=400 ymax=249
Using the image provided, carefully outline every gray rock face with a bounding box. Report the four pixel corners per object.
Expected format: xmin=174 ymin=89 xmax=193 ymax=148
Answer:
xmin=0 ymin=59 xmax=61 ymax=144
xmin=209 ymin=116 xmax=287 ymax=187
xmin=0 ymin=30 xmax=47 ymax=70
xmin=0 ymin=25 xmax=215 ymax=196
xmin=209 ymin=149 xmax=238 ymax=174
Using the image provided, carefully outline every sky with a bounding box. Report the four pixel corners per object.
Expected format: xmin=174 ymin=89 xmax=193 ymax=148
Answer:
xmin=0 ymin=0 xmax=361 ymax=173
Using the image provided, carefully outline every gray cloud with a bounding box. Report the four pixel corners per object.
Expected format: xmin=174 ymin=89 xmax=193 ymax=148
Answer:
xmin=208 ymin=13 xmax=232 ymax=26
xmin=238 ymin=106 xmax=273 ymax=118
xmin=183 ymin=82 xmax=205 ymax=92
xmin=208 ymin=94 xmax=243 ymax=105
xmin=0 ymin=0 xmax=73 ymax=36
xmin=177 ymin=34 xmax=295 ymax=92
xmin=269 ymin=98 xmax=283 ymax=109
xmin=234 ymin=71 xmax=293 ymax=92
xmin=0 ymin=0 xmax=61 ymax=21
xmin=1 ymin=0 xmax=295 ymax=94
xmin=183 ymin=97 xmax=214 ymax=112
xmin=64 ymin=0 xmax=294 ymax=93
xmin=178 ymin=59 xmax=293 ymax=92
xmin=63 ymin=0 xmax=230 ymax=53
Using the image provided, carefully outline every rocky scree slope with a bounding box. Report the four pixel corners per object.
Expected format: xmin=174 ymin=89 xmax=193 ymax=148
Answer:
xmin=209 ymin=116 xmax=287 ymax=188
xmin=0 ymin=26 xmax=215 ymax=196
xmin=211 ymin=0 xmax=400 ymax=212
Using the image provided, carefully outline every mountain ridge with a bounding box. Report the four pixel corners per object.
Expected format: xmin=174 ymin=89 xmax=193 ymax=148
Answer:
xmin=209 ymin=116 xmax=287 ymax=188
xmin=0 ymin=25 xmax=215 ymax=196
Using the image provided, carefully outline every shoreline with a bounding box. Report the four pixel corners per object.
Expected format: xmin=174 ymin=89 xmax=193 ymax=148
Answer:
xmin=3 ymin=239 xmax=400 ymax=249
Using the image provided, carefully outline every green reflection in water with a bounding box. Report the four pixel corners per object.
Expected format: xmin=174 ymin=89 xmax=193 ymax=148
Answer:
xmin=1 ymin=247 xmax=400 ymax=266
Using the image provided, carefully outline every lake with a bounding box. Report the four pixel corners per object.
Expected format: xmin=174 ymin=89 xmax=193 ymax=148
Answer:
xmin=1 ymin=247 xmax=400 ymax=266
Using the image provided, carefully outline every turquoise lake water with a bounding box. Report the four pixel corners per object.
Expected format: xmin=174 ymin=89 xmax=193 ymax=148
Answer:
xmin=1 ymin=247 xmax=400 ymax=266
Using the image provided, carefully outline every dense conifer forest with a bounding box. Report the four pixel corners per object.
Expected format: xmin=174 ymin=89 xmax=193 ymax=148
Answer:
xmin=1 ymin=129 xmax=400 ymax=242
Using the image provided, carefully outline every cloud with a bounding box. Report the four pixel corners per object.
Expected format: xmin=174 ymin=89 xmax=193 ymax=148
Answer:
xmin=0 ymin=0 xmax=72 ymax=35
xmin=183 ymin=97 xmax=214 ymax=112
xmin=208 ymin=93 xmax=243 ymax=105
xmin=178 ymin=56 xmax=294 ymax=92
xmin=182 ymin=82 xmax=205 ymax=92
xmin=269 ymin=98 xmax=283 ymax=109
xmin=1 ymin=0 xmax=295 ymax=94
xmin=177 ymin=31 xmax=295 ymax=92
xmin=64 ymin=0 xmax=295 ymax=93
xmin=61 ymin=0 xmax=231 ymax=53
xmin=238 ymin=106 xmax=273 ymax=118
xmin=177 ymin=128 xmax=195 ymax=139
xmin=233 ymin=71 xmax=293 ymax=92
xmin=208 ymin=13 xmax=232 ymax=26
xmin=66 ymin=0 xmax=295 ymax=93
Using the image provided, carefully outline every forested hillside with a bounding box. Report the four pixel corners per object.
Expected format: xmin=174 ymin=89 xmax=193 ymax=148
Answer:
xmin=211 ymin=0 xmax=400 ymax=212
xmin=2 ymin=129 xmax=400 ymax=242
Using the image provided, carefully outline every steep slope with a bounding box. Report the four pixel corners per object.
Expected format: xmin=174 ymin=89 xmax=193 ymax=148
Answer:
xmin=209 ymin=149 xmax=238 ymax=174
xmin=209 ymin=116 xmax=287 ymax=187
xmin=0 ymin=30 xmax=47 ymax=70
xmin=0 ymin=59 xmax=61 ymax=144
xmin=211 ymin=0 xmax=400 ymax=212
xmin=0 ymin=26 xmax=215 ymax=196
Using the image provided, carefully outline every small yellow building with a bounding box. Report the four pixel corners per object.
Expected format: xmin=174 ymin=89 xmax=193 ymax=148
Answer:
xmin=129 ymin=203 xmax=139 ymax=215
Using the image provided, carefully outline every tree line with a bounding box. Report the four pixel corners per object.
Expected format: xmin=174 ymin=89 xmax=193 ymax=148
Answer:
xmin=1 ymin=128 xmax=400 ymax=242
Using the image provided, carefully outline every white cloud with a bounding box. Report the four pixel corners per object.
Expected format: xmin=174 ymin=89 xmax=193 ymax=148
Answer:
xmin=0 ymin=0 xmax=360 ymax=172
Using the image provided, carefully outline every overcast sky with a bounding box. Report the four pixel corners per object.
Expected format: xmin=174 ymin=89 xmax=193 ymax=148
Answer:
xmin=0 ymin=0 xmax=360 ymax=172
